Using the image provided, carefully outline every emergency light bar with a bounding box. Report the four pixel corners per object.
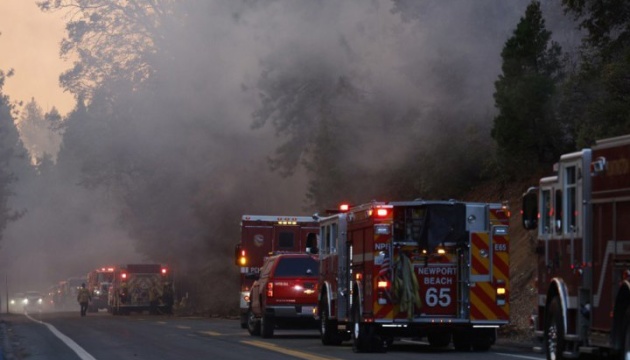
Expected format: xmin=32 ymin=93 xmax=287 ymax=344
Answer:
xmin=278 ymin=221 xmax=298 ymax=225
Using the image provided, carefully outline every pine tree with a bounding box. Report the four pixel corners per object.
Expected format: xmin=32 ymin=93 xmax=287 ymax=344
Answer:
xmin=561 ymin=0 xmax=630 ymax=146
xmin=492 ymin=1 xmax=564 ymax=174
xmin=0 ymin=71 xmax=29 ymax=243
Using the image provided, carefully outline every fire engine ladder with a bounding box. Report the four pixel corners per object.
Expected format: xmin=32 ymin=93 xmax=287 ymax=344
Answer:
xmin=456 ymin=247 xmax=470 ymax=319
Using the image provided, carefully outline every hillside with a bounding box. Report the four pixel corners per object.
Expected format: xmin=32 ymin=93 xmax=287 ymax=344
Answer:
xmin=462 ymin=175 xmax=543 ymax=340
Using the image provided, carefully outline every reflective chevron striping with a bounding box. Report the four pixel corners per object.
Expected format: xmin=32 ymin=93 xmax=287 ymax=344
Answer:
xmin=471 ymin=282 xmax=509 ymax=320
xmin=494 ymin=251 xmax=509 ymax=279
xmin=471 ymin=233 xmax=489 ymax=275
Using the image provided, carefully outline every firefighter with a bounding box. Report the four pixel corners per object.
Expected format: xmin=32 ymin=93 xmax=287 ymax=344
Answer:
xmin=149 ymin=283 xmax=160 ymax=315
xmin=119 ymin=282 xmax=129 ymax=304
xmin=77 ymin=283 xmax=91 ymax=317
xmin=162 ymin=282 xmax=174 ymax=315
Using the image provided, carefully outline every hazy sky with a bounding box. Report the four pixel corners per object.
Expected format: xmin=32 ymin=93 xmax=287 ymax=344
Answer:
xmin=0 ymin=0 xmax=74 ymax=115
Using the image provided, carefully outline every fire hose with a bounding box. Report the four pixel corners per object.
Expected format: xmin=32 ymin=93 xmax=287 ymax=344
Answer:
xmin=393 ymin=251 xmax=422 ymax=319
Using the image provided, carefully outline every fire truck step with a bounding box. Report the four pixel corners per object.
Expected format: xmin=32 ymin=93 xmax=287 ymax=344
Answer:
xmin=561 ymin=351 xmax=580 ymax=359
xmin=577 ymin=346 xmax=600 ymax=355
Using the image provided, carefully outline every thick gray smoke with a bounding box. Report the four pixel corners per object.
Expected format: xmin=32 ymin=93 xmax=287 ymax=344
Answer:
xmin=0 ymin=0 xmax=573 ymax=313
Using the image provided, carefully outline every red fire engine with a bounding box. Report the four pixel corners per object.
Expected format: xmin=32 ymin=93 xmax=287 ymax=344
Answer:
xmin=316 ymin=200 xmax=510 ymax=352
xmin=107 ymin=264 xmax=173 ymax=315
xmin=235 ymin=215 xmax=319 ymax=328
xmin=86 ymin=267 xmax=115 ymax=313
xmin=522 ymin=134 xmax=630 ymax=359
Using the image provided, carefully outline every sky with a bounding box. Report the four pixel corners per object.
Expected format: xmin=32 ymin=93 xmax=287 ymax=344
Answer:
xmin=0 ymin=0 xmax=75 ymax=116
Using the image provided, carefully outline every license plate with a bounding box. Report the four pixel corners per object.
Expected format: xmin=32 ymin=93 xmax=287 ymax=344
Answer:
xmin=301 ymin=306 xmax=314 ymax=314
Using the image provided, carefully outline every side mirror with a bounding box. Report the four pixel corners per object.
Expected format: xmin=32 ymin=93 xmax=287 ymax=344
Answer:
xmin=522 ymin=188 xmax=538 ymax=230
xmin=305 ymin=233 xmax=318 ymax=255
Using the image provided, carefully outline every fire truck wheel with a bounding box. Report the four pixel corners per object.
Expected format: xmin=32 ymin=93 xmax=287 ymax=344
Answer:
xmin=246 ymin=308 xmax=260 ymax=336
xmin=261 ymin=313 xmax=275 ymax=338
xmin=240 ymin=313 xmax=248 ymax=329
xmin=621 ymin=306 xmax=630 ymax=360
xmin=544 ymin=297 xmax=566 ymax=360
xmin=320 ymin=302 xmax=342 ymax=346
xmin=428 ymin=332 xmax=451 ymax=348
xmin=351 ymin=303 xmax=383 ymax=352
xmin=453 ymin=332 xmax=471 ymax=351
xmin=470 ymin=328 xmax=494 ymax=351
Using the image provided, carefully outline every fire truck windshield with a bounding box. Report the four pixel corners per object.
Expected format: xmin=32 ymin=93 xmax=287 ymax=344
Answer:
xmin=393 ymin=204 xmax=467 ymax=250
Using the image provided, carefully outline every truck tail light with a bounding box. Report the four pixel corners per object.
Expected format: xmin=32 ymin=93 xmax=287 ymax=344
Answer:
xmin=161 ymin=268 xmax=168 ymax=275
xmin=377 ymin=279 xmax=390 ymax=304
xmin=121 ymin=273 xmax=127 ymax=279
xmin=376 ymin=208 xmax=388 ymax=217
xmin=239 ymin=250 xmax=247 ymax=267
xmin=267 ymin=282 xmax=273 ymax=297
xmin=496 ymin=284 xmax=506 ymax=306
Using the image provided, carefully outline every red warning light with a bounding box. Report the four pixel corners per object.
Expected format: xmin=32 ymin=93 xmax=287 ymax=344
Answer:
xmin=339 ymin=204 xmax=350 ymax=212
xmin=376 ymin=208 xmax=388 ymax=217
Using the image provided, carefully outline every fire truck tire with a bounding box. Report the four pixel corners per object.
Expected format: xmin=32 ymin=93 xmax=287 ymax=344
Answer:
xmin=470 ymin=328 xmax=494 ymax=351
xmin=240 ymin=313 xmax=248 ymax=329
xmin=544 ymin=297 xmax=566 ymax=360
xmin=621 ymin=306 xmax=630 ymax=360
xmin=453 ymin=332 xmax=471 ymax=351
xmin=246 ymin=308 xmax=260 ymax=336
xmin=351 ymin=303 xmax=383 ymax=352
xmin=320 ymin=302 xmax=342 ymax=346
xmin=351 ymin=303 xmax=368 ymax=352
xmin=428 ymin=332 xmax=451 ymax=348
xmin=261 ymin=313 xmax=275 ymax=338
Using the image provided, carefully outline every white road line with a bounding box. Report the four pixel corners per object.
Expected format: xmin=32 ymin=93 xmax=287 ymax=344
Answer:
xmin=494 ymin=352 xmax=543 ymax=360
xmin=25 ymin=312 xmax=98 ymax=360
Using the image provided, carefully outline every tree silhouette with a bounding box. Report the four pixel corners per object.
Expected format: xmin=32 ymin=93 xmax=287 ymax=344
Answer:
xmin=492 ymin=0 xmax=564 ymax=174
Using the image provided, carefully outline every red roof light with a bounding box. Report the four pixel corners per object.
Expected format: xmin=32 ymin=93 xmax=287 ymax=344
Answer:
xmin=376 ymin=208 xmax=388 ymax=217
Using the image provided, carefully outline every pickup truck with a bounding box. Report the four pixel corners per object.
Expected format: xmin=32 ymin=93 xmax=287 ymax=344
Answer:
xmin=247 ymin=253 xmax=319 ymax=338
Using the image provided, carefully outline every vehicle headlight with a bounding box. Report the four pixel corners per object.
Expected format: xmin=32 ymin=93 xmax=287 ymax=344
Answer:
xmin=10 ymin=300 xmax=15 ymax=305
xmin=38 ymin=298 xmax=43 ymax=304
xmin=22 ymin=299 xmax=28 ymax=305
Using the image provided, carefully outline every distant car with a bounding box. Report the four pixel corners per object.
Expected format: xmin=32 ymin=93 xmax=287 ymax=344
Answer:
xmin=247 ymin=253 xmax=319 ymax=338
xmin=9 ymin=293 xmax=25 ymax=312
xmin=23 ymin=291 xmax=44 ymax=311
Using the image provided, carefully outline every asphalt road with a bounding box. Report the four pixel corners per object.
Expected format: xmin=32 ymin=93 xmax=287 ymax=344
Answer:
xmin=0 ymin=309 xmax=544 ymax=360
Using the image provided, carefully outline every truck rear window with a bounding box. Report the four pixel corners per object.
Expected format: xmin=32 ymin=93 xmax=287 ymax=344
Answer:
xmin=278 ymin=232 xmax=295 ymax=248
xmin=273 ymin=257 xmax=318 ymax=277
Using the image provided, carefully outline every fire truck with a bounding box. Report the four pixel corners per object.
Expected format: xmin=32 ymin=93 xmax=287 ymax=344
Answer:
xmin=316 ymin=200 xmax=510 ymax=352
xmin=235 ymin=215 xmax=319 ymax=328
xmin=86 ymin=267 xmax=115 ymax=313
xmin=522 ymin=134 xmax=630 ymax=359
xmin=107 ymin=264 xmax=173 ymax=315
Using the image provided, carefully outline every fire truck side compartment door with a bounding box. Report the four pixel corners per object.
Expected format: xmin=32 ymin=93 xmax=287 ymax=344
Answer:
xmin=468 ymin=204 xmax=491 ymax=282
